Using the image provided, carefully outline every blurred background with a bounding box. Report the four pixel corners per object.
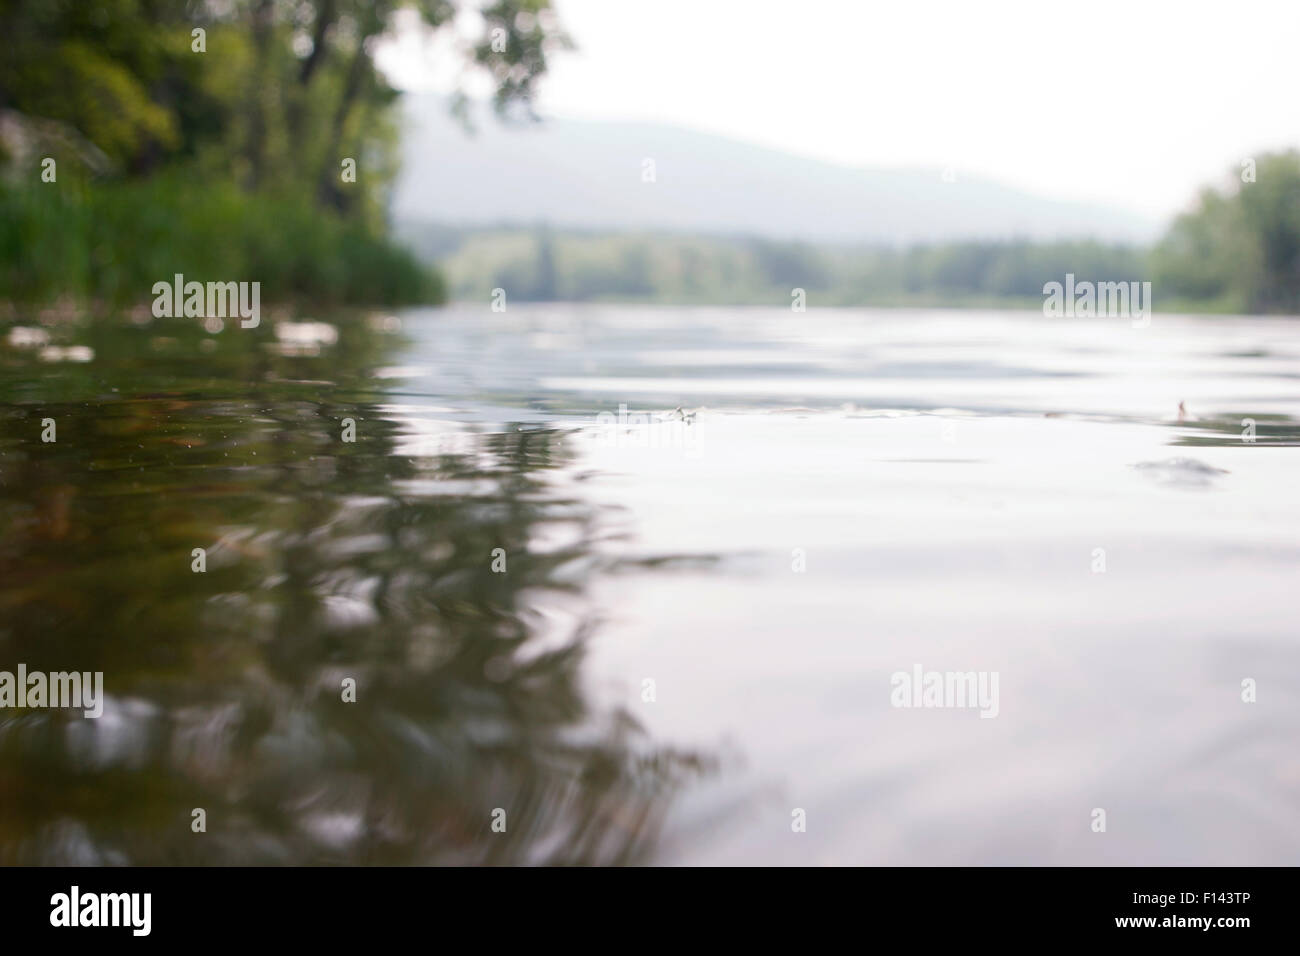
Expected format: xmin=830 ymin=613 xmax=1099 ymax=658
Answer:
xmin=3 ymin=0 xmax=1300 ymax=312
xmin=1 ymin=1 xmax=1299 ymax=866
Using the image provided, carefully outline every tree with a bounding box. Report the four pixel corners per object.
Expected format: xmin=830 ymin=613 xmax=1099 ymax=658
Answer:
xmin=1154 ymin=152 xmax=1300 ymax=313
xmin=0 ymin=0 xmax=570 ymax=224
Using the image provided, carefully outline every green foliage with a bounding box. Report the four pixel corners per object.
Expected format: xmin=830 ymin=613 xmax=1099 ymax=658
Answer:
xmin=416 ymin=154 xmax=1300 ymax=313
xmin=473 ymin=0 xmax=574 ymax=116
xmin=0 ymin=1 xmax=186 ymax=170
xmin=1154 ymin=152 xmax=1300 ymax=313
xmin=0 ymin=174 xmax=440 ymax=308
xmin=408 ymin=155 xmax=1300 ymax=314
xmin=413 ymin=225 xmax=1150 ymax=307
xmin=0 ymin=0 xmax=567 ymax=307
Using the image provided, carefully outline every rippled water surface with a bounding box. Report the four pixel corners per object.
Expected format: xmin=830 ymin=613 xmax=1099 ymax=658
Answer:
xmin=2 ymin=306 xmax=1298 ymax=864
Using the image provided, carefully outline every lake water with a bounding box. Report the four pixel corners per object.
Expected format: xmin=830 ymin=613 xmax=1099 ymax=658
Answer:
xmin=2 ymin=305 xmax=1298 ymax=865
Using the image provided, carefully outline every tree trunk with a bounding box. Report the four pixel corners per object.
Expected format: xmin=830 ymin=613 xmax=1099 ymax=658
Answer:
xmin=316 ymin=38 xmax=369 ymax=213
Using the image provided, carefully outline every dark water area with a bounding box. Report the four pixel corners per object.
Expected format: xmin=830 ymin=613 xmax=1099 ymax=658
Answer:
xmin=0 ymin=311 xmax=711 ymax=864
xmin=2 ymin=306 xmax=1298 ymax=865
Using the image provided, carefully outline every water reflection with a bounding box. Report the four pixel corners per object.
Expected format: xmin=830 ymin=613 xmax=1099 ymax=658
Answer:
xmin=1169 ymin=413 xmax=1300 ymax=446
xmin=9 ymin=304 xmax=1300 ymax=866
xmin=0 ymin=314 xmax=712 ymax=865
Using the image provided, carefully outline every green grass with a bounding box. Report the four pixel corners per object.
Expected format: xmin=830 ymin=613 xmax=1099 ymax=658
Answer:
xmin=0 ymin=172 xmax=443 ymax=311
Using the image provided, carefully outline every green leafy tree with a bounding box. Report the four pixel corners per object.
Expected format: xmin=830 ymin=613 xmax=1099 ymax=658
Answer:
xmin=1154 ymin=152 xmax=1300 ymax=312
xmin=0 ymin=0 xmax=568 ymax=214
xmin=0 ymin=0 xmax=569 ymax=307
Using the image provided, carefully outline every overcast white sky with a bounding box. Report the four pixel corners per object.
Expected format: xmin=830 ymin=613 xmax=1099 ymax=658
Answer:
xmin=377 ymin=0 xmax=1300 ymax=222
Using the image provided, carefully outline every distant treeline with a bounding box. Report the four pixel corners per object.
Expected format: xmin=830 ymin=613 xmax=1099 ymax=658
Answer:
xmin=404 ymin=225 xmax=1151 ymax=308
xmin=403 ymin=151 xmax=1300 ymax=314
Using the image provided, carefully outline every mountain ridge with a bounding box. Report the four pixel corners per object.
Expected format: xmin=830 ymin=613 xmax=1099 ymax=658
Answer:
xmin=393 ymin=94 xmax=1159 ymax=245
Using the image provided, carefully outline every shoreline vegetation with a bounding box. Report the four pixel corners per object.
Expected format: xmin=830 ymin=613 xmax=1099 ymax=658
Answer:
xmin=4 ymin=144 xmax=1297 ymax=318
xmin=0 ymin=173 xmax=440 ymax=314
xmin=1 ymin=2 xmax=1296 ymax=318
xmin=0 ymin=0 xmax=568 ymax=315
xmin=400 ymin=150 xmax=1300 ymax=316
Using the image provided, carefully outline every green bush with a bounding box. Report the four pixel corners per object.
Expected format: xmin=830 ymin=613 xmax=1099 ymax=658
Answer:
xmin=0 ymin=171 xmax=443 ymax=309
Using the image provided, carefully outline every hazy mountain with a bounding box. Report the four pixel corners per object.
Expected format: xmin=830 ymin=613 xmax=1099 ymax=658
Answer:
xmin=393 ymin=95 xmax=1159 ymax=245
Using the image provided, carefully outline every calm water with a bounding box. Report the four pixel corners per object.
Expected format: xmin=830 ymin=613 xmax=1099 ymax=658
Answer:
xmin=2 ymin=305 xmax=1298 ymax=865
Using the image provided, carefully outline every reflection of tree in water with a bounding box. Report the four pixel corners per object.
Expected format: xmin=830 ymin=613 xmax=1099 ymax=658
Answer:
xmin=1169 ymin=413 xmax=1300 ymax=447
xmin=0 ymin=318 xmax=712 ymax=864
